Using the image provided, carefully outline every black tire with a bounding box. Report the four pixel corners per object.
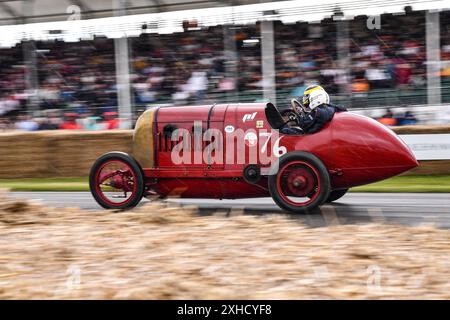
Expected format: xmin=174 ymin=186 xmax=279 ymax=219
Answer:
xmin=326 ymin=188 xmax=348 ymax=203
xmin=89 ymin=152 xmax=144 ymax=210
xmin=268 ymin=151 xmax=330 ymax=214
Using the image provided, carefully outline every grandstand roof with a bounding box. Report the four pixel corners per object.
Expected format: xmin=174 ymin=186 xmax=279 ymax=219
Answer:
xmin=0 ymin=0 xmax=448 ymax=25
xmin=0 ymin=0 xmax=282 ymax=24
xmin=0 ymin=0 xmax=447 ymax=47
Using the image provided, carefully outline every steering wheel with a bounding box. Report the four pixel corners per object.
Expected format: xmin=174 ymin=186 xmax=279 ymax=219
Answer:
xmin=290 ymin=98 xmax=307 ymax=117
xmin=280 ymin=109 xmax=301 ymax=127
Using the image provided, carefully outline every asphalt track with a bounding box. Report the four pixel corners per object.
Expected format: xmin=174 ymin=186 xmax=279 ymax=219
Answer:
xmin=10 ymin=192 xmax=450 ymax=228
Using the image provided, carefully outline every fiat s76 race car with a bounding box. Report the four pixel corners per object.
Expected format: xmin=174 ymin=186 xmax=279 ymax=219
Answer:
xmin=89 ymin=101 xmax=418 ymax=213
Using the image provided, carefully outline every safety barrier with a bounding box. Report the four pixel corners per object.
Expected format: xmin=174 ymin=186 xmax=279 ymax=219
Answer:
xmin=392 ymin=125 xmax=450 ymax=175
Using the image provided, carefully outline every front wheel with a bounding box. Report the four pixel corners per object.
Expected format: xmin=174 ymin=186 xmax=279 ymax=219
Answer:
xmin=89 ymin=152 xmax=144 ymax=209
xmin=269 ymin=151 xmax=330 ymax=214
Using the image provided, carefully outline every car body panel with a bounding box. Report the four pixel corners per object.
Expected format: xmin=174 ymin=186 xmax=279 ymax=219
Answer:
xmin=133 ymin=103 xmax=418 ymax=199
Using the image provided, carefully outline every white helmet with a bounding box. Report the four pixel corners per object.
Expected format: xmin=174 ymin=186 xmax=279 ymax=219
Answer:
xmin=302 ymin=85 xmax=330 ymax=110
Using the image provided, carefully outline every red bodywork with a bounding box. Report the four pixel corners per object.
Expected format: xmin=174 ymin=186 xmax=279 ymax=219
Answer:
xmin=140 ymin=103 xmax=418 ymax=199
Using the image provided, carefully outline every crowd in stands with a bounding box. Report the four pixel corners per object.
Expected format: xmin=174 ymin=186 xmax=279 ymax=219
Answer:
xmin=0 ymin=8 xmax=449 ymax=131
xmin=274 ymin=10 xmax=430 ymax=95
xmin=0 ymin=111 xmax=122 ymax=131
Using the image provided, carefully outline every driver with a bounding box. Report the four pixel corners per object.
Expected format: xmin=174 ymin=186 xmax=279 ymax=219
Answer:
xmin=295 ymin=85 xmax=347 ymax=134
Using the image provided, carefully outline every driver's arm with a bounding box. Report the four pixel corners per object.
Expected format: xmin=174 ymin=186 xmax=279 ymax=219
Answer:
xmin=297 ymin=111 xmax=316 ymax=131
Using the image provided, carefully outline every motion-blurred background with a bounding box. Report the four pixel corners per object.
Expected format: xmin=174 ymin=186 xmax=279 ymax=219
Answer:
xmin=0 ymin=0 xmax=449 ymax=130
xmin=1 ymin=1 xmax=450 ymax=300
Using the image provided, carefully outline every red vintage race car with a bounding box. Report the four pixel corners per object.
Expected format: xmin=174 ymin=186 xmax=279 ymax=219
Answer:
xmin=89 ymin=101 xmax=418 ymax=213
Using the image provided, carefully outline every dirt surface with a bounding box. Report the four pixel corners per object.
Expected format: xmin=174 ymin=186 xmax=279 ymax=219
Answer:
xmin=0 ymin=190 xmax=449 ymax=299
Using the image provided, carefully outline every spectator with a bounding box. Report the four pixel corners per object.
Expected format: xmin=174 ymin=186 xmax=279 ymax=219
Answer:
xmin=398 ymin=110 xmax=418 ymax=126
xmin=102 ymin=112 xmax=120 ymax=130
xmin=378 ymin=108 xmax=397 ymax=126
xmin=83 ymin=116 xmax=104 ymax=130
xmin=37 ymin=117 xmax=59 ymax=130
xmin=395 ymin=60 xmax=412 ymax=88
xmin=0 ymin=117 xmax=13 ymax=131
xmin=59 ymin=113 xmax=82 ymax=130
xmin=15 ymin=114 xmax=39 ymax=131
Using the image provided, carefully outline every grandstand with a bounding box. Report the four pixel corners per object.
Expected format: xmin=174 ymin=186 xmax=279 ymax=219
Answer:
xmin=0 ymin=0 xmax=449 ymax=130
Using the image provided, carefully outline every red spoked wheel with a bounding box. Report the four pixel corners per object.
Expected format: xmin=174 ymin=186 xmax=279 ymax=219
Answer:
xmin=269 ymin=151 xmax=330 ymax=213
xmin=89 ymin=152 xmax=144 ymax=209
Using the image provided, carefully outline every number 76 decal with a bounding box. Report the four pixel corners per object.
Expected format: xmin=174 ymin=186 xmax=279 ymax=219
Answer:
xmin=260 ymin=132 xmax=287 ymax=157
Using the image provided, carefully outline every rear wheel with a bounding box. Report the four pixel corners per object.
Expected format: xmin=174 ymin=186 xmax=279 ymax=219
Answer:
xmin=326 ymin=188 xmax=348 ymax=203
xmin=269 ymin=151 xmax=330 ymax=214
xmin=89 ymin=152 xmax=144 ymax=209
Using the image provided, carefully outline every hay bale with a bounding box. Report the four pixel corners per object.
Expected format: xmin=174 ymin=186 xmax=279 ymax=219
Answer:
xmin=407 ymin=160 xmax=450 ymax=175
xmin=392 ymin=125 xmax=450 ymax=134
xmin=47 ymin=130 xmax=133 ymax=177
xmin=1 ymin=128 xmax=450 ymax=177
xmin=0 ymin=130 xmax=133 ymax=178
